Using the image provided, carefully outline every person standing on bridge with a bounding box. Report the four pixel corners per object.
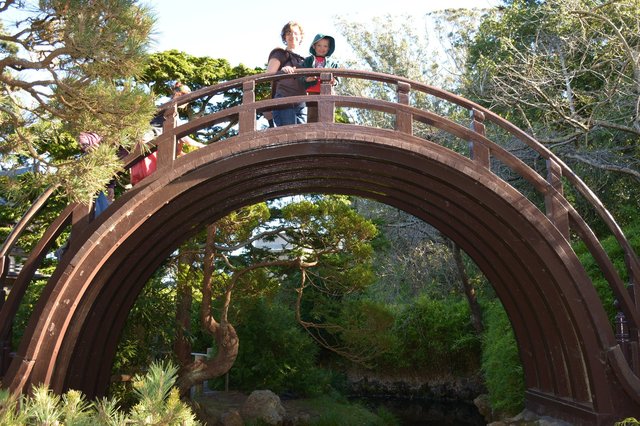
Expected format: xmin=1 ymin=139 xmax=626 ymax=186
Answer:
xmin=130 ymin=82 xmax=204 ymax=185
xmin=266 ymin=21 xmax=307 ymax=126
xmin=300 ymin=33 xmax=338 ymax=122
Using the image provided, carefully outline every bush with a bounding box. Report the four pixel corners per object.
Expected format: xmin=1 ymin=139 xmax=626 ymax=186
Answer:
xmin=481 ymin=300 xmax=525 ymax=415
xmin=336 ymin=298 xmax=399 ymax=367
xmin=217 ymin=298 xmax=332 ymax=397
xmin=389 ymin=296 xmax=481 ymax=374
xmin=574 ymin=222 xmax=640 ymax=323
xmin=0 ymin=360 xmax=199 ymax=425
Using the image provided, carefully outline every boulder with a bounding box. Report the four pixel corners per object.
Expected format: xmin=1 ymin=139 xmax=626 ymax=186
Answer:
xmin=220 ymin=409 xmax=244 ymax=426
xmin=241 ymin=390 xmax=286 ymax=425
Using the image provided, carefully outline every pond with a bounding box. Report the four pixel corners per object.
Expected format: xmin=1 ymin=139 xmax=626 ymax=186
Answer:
xmin=351 ymin=396 xmax=487 ymax=425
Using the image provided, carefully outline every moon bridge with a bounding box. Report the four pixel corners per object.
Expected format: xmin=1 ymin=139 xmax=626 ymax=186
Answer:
xmin=0 ymin=69 xmax=639 ymax=424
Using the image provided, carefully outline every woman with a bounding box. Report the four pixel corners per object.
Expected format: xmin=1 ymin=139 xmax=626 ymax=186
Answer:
xmin=266 ymin=21 xmax=307 ymax=126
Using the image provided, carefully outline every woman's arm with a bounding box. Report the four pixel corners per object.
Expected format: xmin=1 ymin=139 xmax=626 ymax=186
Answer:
xmin=267 ymin=57 xmax=296 ymax=74
xmin=266 ymin=58 xmax=281 ymax=73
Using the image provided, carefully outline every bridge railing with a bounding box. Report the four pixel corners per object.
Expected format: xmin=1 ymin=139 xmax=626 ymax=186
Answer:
xmin=1 ymin=69 xmax=639 ymax=376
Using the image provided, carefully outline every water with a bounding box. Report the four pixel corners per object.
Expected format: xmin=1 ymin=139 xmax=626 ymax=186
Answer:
xmin=352 ymin=396 xmax=487 ymax=425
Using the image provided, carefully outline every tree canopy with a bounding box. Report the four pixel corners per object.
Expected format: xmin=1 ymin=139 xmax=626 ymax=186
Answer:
xmin=0 ymin=0 xmax=157 ymax=202
xmin=465 ymin=0 xmax=640 ymax=186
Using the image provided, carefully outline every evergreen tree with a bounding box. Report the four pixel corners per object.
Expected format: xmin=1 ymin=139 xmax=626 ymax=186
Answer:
xmin=0 ymin=0 xmax=156 ymax=203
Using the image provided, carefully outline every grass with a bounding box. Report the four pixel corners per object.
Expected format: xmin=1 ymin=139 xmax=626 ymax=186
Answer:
xmin=297 ymin=395 xmax=399 ymax=426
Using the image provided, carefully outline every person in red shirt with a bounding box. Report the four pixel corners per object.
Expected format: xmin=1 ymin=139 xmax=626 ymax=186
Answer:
xmin=301 ymin=34 xmax=338 ymax=122
xmin=130 ymin=82 xmax=204 ymax=185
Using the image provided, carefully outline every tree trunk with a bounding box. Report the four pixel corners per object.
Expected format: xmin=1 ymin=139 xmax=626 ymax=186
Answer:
xmin=176 ymin=319 xmax=239 ymax=396
xmin=176 ymin=223 xmax=240 ymax=396
xmin=174 ymin=274 xmax=193 ymax=367
xmin=452 ymin=242 xmax=484 ymax=334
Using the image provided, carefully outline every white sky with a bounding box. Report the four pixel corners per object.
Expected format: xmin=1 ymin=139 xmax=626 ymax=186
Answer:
xmin=146 ymin=0 xmax=499 ymax=68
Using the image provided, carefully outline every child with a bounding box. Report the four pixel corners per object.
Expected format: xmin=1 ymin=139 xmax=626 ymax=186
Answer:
xmin=302 ymin=33 xmax=338 ymax=94
xmin=302 ymin=34 xmax=338 ymax=122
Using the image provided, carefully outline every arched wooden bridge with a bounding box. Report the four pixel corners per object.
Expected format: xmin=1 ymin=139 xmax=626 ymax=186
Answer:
xmin=1 ymin=70 xmax=639 ymax=424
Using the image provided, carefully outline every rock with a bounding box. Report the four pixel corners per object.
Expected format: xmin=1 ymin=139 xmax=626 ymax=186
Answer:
xmin=487 ymin=408 xmax=573 ymax=425
xmin=474 ymin=393 xmax=494 ymax=422
xmin=220 ymin=409 xmax=244 ymax=426
xmin=241 ymin=390 xmax=286 ymax=425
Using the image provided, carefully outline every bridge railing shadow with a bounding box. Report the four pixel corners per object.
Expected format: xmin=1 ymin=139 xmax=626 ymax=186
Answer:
xmin=1 ymin=69 xmax=639 ymax=377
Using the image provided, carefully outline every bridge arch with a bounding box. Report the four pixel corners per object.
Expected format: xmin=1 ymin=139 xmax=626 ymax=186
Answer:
xmin=1 ymin=70 xmax=639 ymax=424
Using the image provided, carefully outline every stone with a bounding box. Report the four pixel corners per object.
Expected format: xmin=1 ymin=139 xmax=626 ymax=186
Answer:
xmin=220 ymin=409 xmax=244 ymax=426
xmin=241 ymin=390 xmax=286 ymax=425
xmin=474 ymin=393 xmax=494 ymax=422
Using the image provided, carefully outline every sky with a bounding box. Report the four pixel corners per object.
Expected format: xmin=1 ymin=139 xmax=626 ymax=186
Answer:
xmin=146 ymin=0 xmax=499 ymax=68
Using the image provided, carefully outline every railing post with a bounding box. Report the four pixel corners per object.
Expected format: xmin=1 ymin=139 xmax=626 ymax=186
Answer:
xmin=319 ymin=72 xmax=334 ymax=95
xmin=156 ymin=106 xmax=178 ymax=172
xmin=239 ymin=80 xmax=256 ymax=133
xmin=317 ymin=72 xmax=335 ymax=123
xmin=469 ymin=109 xmax=489 ymax=168
xmin=545 ymin=158 xmax=570 ymax=239
xmin=395 ymin=82 xmax=412 ymax=134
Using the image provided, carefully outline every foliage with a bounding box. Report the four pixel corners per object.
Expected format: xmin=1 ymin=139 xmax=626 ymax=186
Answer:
xmin=336 ymin=298 xmax=399 ymax=366
xmin=616 ymin=418 xmax=640 ymax=426
xmin=389 ymin=296 xmax=482 ymax=374
xmin=464 ymin=0 xmax=640 ymax=217
xmin=140 ymin=50 xmax=267 ymax=142
xmin=129 ymin=361 xmax=199 ymax=424
xmin=303 ymin=395 xmax=399 ymax=426
xmin=108 ymin=195 xmax=379 ymax=398
xmin=481 ymin=300 xmax=525 ymax=415
xmin=0 ymin=0 xmax=157 ymax=202
xmin=573 ymin=221 xmax=640 ymax=322
xmin=111 ymin=270 xmax=178 ymax=376
xmin=10 ymin=278 xmax=46 ymax=348
xmin=216 ymin=298 xmax=332 ymax=397
xmin=0 ymin=360 xmax=199 ymax=425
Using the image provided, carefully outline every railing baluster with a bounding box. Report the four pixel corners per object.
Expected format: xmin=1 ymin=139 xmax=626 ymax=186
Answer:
xmin=317 ymin=72 xmax=335 ymax=123
xmin=395 ymin=82 xmax=412 ymax=134
xmin=240 ymin=81 xmax=256 ymax=133
xmin=320 ymin=72 xmax=333 ymax=95
xmin=469 ymin=109 xmax=489 ymax=168
xmin=546 ymin=158 xmax=570 ymax=239
xmin=156 ymin=105 xmax=178 ymax=171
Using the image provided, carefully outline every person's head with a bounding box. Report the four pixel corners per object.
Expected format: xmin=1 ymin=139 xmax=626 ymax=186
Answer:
xmin=309 ymin=34 xmax=335 ymax=58
xmin=280 ymin=21 xmax=304 ymax=50
xmin=172 ymin=82 xmax=191 ymax=99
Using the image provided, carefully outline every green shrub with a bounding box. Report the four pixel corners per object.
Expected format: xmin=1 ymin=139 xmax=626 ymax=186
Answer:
xmin=574 ymin=222 xmax=640 ymax=323
xmin=0 ymin=360 xmax=199 ymax=425
xmin=218 ymin=298 xmax=331 ymax=397
xmin=481 ymin=300 xmax=525 ymax=415
xmin=336 ymin=298 xmax=399 ymax=367
xmin=389 ymin=296 xmax=481 ymax=374
xmin=616 ymin=418 xmax=640 ymax=426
